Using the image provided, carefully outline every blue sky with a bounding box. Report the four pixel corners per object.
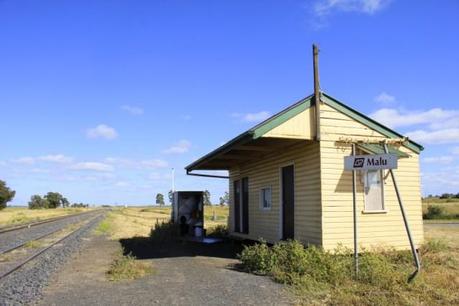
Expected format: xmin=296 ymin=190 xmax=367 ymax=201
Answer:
xmin=1 ymin=0 xmax=458 ymax=205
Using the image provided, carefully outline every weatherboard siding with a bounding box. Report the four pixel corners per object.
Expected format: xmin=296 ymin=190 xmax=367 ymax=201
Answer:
xmin=263 ymin=108 xmax=314 ymax=140
xmin=319 ymin=103 xmax=424 ymax=251
xmin=228 ymin=141 xmax=322 ymax=245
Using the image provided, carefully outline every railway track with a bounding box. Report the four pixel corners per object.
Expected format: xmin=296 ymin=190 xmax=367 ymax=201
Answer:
xmin=0 ymin=213 xmax=101 ymax=280
xmin=0 ymin=210 xmax=104 ymax=254
xmin=0 ymin=212 xmax=105 ymax=304
xmin=0 ymin=210 xmax=104 ymax=277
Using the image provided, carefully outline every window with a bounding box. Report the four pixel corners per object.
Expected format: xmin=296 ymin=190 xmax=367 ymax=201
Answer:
xmin=260 ymin=187 xmax=272 ymax=210
xmin=363 ymin=170 xmax=385 ymax=212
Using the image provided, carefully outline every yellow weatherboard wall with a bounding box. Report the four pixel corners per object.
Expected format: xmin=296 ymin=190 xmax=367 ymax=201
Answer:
xmin=228 ymin=141 xmax=322 ymax=245
xmin=319 ymin=103 xmax=423 ymax=250
xmin=263 ymin=107 xmax=314 ymax=140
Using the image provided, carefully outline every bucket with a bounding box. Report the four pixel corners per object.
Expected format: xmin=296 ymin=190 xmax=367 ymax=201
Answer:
xmin=194 ymin=226 xmax=203 ymax=237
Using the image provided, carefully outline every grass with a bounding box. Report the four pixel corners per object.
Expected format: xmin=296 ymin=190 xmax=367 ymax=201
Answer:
xmin=422 ymin=198 xmax=459 ymax=220
xmin=238 ymin=228 xmax=459 ymax=305
xmin=0 ymin=207 xmax=92 ymax=227
xmin=106 ymin=251 xmax=153 ymax=282
xmin=95 ymin=206 xmax=228 ymax=240
xmin=24 ymin=240 xmax=43 ymax=249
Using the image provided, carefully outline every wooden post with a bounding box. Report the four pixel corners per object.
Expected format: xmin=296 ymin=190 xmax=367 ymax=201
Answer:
xmin=352 ymin=143 xmax=358 ymax=276
xmin=313 ymin=44 xmax=321 ymax=141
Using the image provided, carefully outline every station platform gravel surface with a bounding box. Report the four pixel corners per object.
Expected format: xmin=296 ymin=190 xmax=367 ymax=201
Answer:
xmin=39 ymin=234 xmax=293 ymax=305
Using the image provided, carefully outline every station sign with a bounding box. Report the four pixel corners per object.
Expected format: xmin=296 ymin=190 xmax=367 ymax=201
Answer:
xmin=344 ymin=154 xmax=398 ymax=171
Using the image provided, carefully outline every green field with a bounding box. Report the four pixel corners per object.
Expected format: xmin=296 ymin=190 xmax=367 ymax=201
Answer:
xmin=422 ymin=198 xmax=459 ymax=220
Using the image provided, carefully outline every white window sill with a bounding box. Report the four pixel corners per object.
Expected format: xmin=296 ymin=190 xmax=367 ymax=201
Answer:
xmin=260 ymin=207 xmax=272 ymax=211
xmin=361 ymin=210 xmax=388 ymax=214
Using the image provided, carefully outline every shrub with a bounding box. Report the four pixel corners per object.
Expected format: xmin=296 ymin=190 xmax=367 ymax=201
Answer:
xmin=239 ymin=239 xmax=458 ymax=304
xmin=149 ymin=221 xmax=179 ymax=243
xmin=207 ymin=224 xmax=228 ymax=238
xmin=106 ymin=252 xmax=153 ymax=281
xmin=0 ymin=180 xmax=15 ymax=210
xmin=238 ymin=240 xmax=275 ymax=274
xmin=421 ymin=238 xmax=449 ymax=253
xmin=423 ymin=205 xmax=445 ymax=219
xmin=357 ymin=251 xmax=403 ymax=289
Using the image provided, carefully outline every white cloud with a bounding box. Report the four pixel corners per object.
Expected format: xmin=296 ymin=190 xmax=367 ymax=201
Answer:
xmin=370 ymin=108 xmax=459 ymax=129
xmin=114 ymin=181 xmax=130 ymax=187
xmin=38 ymin=154 xmax=73 ymax=164
xmin=232 ymin=111 xmax=271 ymax=123
xmin=314 ymin=0 xmax=391 ymax=16
xmin=422 ymin=156 xmax=455 ymax=164
xmin=141 ymin=159 xmax=169 ymax=169
xmin=422 ymin=171 xmax=459 ymax=189
xmin=86 ymin=124 xmax=118 ymax=140
xmin=374 ymin=92 xmax=395 ymax=104
xmin=121 ymin=105 xmax=144 ymax=116
xmin=163 ymin=140 xmax=192 ymax=154
xmin=104 ymin=157 xmax=169 ymax=169
xmin=406 ymin=129 xmax=459 ymax=145
xmin=452 ymin=147 xmax=459 ymax=155
xmin=148 ymin=172 xmax=172 ymax=180
xmin=30 ymin=168 xmax=51 ymax=174
xmin=70 ymin=162 xmax=114 ymax=172
xmin=12 ymin=154 xmax=73 ymax=165
xmin=12 ymin=157 xmax=36 ymax=165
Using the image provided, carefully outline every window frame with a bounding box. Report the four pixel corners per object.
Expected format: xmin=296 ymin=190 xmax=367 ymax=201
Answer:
xmin=259 ymin=186 xmax=272 ymax=211
xmin=362 ymin=169 xmax=387 ymax=214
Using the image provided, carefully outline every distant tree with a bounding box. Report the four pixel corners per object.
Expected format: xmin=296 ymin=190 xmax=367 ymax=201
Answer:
xmin=203 ymin=190 xmax=212 ymax=206
xmin=168 ymin=190 xmax=174 ymax=205
xmin=0 ymin=180 xmax=15 ymax=210
xmin=62 ymin=197 xmax=70 ymax=208
xmin=44 ymin=192 xmax=65 ymax=208
xmin=71 ymin=202 xmax=88 ymax=208
xmin=156 ymin=193 xmax=165 ymax=206
xmin=219 ymin=191 xmax=229 ymax=206
xmin=28 ymin=195 xmax=47 ymax=209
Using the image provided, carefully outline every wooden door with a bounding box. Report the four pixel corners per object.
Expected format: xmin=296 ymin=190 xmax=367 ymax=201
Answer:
xmin=241 ymin=177 xmax=249 ymax=234
xmin=234 ymin=180 xmax=241 ymax=233
xmin=282 ymin=165 xmax=295 ymax=240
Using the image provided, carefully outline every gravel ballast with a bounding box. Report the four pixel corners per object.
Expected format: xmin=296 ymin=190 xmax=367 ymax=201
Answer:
xmin=0 ymin=214 xmax=104 ymax=306
xmin=0 ymin=211 xmax=100 ymax=254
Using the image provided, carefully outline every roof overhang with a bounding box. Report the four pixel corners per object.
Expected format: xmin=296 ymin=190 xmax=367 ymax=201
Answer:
xmin=186 ymin=92 xmax=424 ymax=173
xmin=357 ymin=143 xmax=410 ymax=158
xmin=186 ymin=136 xmax=307 ymax=171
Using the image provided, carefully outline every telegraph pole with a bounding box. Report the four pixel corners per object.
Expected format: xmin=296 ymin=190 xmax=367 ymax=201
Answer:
xmin=313 ymin=44 xmax=321 ymax=141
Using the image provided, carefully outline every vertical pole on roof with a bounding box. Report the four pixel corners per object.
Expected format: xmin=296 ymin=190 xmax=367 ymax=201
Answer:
xmin=383 ymin=143 xmax=421 ymax=281
xmin=352 ymin=143 xmax=359 ymax=276
xmin=313 ymin=44 xmax=321 ymax=141
xmin=172 ymin=168 xmax=175 ymax=192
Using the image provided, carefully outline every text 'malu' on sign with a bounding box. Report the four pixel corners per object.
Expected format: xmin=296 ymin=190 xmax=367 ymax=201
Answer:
xmin=344 ymin=154 xmax=398 ymax=171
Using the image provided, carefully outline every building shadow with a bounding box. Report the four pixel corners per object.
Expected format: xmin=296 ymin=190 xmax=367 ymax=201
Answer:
xmin=119 ymin=236 xmax=249 ymax=261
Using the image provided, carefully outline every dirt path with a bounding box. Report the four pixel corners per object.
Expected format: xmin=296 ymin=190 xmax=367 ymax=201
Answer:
xmin=39 ymin=234 xmax=293 ymax=305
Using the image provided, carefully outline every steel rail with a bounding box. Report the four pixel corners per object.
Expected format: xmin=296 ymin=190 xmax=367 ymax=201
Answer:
xmin=0 ymin=213 xmax=103 ymax=280
xmin=0 ymin=211 xmax=100 ymax=255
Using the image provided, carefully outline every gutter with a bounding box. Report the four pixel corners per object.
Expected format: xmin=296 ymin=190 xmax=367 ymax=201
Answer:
xmin=186 ymin=170 xmax=229 ymax=179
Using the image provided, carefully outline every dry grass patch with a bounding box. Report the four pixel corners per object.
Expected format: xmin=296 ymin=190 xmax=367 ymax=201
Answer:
xmin=106 ymin=251 xmax=153 ymax=282
xmin=239 ymin=234 xmax=459 ymax=305
xmin=24 ymin=240 xmax=43 ymax=249
xmin=0 ymin=207 xmax=92 ymax=227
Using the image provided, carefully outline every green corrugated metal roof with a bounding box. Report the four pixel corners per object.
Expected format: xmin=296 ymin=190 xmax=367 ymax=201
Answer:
xmin=357 ymin=143 xmax=410 ymax=158
xmin=185 ymin=92 xmax=423 ymax=171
